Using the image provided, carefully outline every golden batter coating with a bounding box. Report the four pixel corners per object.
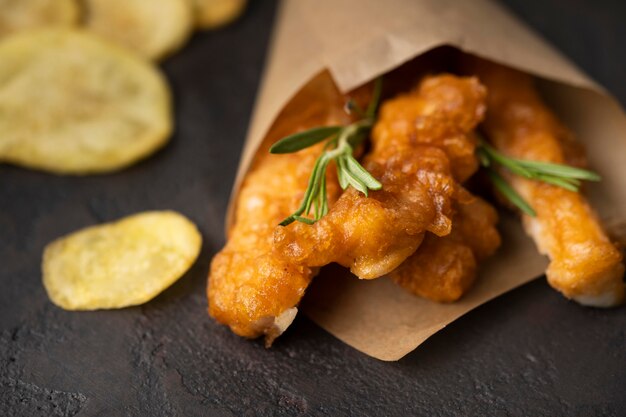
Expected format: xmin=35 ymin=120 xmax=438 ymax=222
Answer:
xmin=468 ymin=58 xmax=625 ymax=307
xmin=274 ymin=75 xmax=487 ymax=279
xmin=390 ymin=194 xmax=500 ymax=302
xmin=208 ymin=72 xmax=370 ymax=342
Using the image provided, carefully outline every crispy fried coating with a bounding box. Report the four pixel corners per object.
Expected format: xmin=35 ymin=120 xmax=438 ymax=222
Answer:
xmin=390 ymin=194 xmax=500 ymax=302
xmin=208 ymin=72 xmax=370 ymax=342
xmin=469 ymin=58 xmax=625 ymax=307
xmin=274 ymin=75 xmax=487 ymax=279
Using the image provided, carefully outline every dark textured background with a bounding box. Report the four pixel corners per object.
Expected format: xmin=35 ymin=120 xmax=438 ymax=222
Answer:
xmin=1 ymin=1 xmax=625 ymax=416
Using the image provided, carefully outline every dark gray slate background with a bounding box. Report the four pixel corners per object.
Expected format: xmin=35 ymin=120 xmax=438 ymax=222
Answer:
xmin=1 ymin=1 xmax=625 ymax=416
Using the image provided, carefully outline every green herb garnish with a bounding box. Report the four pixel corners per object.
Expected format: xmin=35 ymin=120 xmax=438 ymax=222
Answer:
xmin=477 ymin=138 xmax=601 ymax=216
xmin=270 ymin=78 xmax=383 ymax=226
xmin=271 ymin=76 xmax=601 ymax=224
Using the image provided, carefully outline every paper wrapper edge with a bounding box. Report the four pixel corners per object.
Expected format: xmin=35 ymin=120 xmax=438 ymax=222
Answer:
xmin=224 ymin=0 xmax=626 ymax=361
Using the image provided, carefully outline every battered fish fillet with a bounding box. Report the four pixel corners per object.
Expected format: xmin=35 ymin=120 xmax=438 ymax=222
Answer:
xmin=274 ymin=75 xmax=487 ymax=279
xmin=208 ymin=72 xmax=371 ymax=343
xmin=468 ymin=58 xmax=625 ymax=307
xmin=390 ymin=194 xmax=501 ymax=302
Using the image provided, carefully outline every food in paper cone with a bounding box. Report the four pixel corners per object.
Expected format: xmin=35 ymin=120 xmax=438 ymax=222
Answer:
xmin=390 ymin=195 xmax=500 ymax=302
xmin=208 ymin=72 xmax=372 ymax=343
xmin=464 ymin=57 xmax=625 ymax=307
xmin=274 ymin=75 xmax=486 ymax=279
xmin=208 ymin=52 xmax=625 ymax=344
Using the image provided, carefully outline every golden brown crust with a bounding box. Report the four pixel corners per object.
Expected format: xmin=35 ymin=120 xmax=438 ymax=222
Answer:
xmin=274 ymin=75 xmax=487 ymax=279
xmin=468 ymin=58 xmax=625 ymax=307
xmin=390 ymin=195 xmax=500 ymax=302
xmin=208 ymin=72 xmax=370 ymax=339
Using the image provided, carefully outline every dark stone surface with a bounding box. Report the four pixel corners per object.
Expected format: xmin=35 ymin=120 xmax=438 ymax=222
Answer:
xmin=1 ymin=1 xmax=625 ymax=416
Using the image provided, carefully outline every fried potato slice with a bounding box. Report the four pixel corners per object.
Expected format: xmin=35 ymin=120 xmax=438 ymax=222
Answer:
xmin=191 ymin=0 xmax=246 ymax=30
xmin=43 ymin=211 xmax=202 ymax=310
xmin=0 ymin=0 xmax=80 ymax=37
xmin=0 ymin=28 xmax=172 ymax=174
xmin=83 ymin=0 xmax=192 ymax=60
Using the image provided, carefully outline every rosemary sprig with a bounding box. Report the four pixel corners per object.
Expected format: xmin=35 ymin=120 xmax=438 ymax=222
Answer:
xmin=270 ymin=77 xmax=600 ymax=223
xmin=270 ymin=78 xmax=383 ymax=226
xmin=477 ymin=138 xmax=601 ymax=216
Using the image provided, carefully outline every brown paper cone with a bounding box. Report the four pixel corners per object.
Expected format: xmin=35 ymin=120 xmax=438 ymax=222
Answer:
xmin=226 ymin=0 xmax=626 ymax=361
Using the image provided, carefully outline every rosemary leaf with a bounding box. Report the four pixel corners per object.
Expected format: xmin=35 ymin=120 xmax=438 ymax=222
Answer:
xmin=314 ymin=186 xmax=322 ymax=219
xmin=300 ymin=157 xmax=321 ymax=215
xmin=304 ymin=156 xmax=329 ymax=215
xmin=336 ymin=156 xmax=349 ymax=189
xmin=478 ymin=134 xmax=601 ymax=215
xmin=270 ymin=126 xmax=341 ymax=154
xmin=292 ymin=216 xmax=316 ymax=225
xmin=279 ymin=216 xmax=296 ymax=227
xmin=366 ymin=77 xmax=383 ymax=119
xmin=517 ymin=160 xmax=601 ymax=181
xmin=533 ymin=174 xmax=580 ymax=192
xmin=275 ymin=77 xmax=384 ymax=226
xmin=476 ymin=147 xmax=491 ymax=167
xmin=320 ymin=174 xmax=329 ymax=217
xmin=344 ymin=169 xmax=369 ymax=196
xmin=480 ymin=143 xmax=534 ymax=178
xmin=344 ymin=155 xmax=382 ymax=190
xmin=487 ymin=169 xmax=537 ymax=217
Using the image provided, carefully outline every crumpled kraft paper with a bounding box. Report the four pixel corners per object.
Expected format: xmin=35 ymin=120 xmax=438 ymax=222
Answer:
xmin=225 ymin=0 xmax=626 ymax=360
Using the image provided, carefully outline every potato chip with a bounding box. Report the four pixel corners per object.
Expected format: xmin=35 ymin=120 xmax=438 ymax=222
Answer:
xmin=191 ymin=0 xmax=246 ymax=30
xmin=43 ymin=211 xmax=202 ymax=310
xmin=0 ymin=28 xmax=172 ymax=174
xmin=0 ymin=0 xmax=80 ymax=37
xmin=83 ymin=0 xmax=193 ymax=60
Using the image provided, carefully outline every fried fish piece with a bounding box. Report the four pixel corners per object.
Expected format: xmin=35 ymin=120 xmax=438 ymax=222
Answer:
xmin=274 ymin=75 xmax=487 ymax=279
xmin=0 ymin=0 xmax=79 ymax=38
xmin=468 ymin=58 xmax=625 ymax=307
xmin=208 ymin=72 xmax=371 ymax=342
xmin=390 ymin=194 xmax=501 ymax=302
xmin=0 ymin=28 xmax=172 ymax=174
xmin=83 ymin=0 xmax=192 ymax=60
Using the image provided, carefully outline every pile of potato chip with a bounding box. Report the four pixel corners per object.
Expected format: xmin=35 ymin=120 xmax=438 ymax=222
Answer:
xmin=0 ymin=0 xmax=246 ymax=57
xmin=0 ymin=0 xmax=246 ymax=174
xmin=0 ymin=0 xmax=245 ymax=309
xmin=0 ymin=29 xmax=172 ymax=174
